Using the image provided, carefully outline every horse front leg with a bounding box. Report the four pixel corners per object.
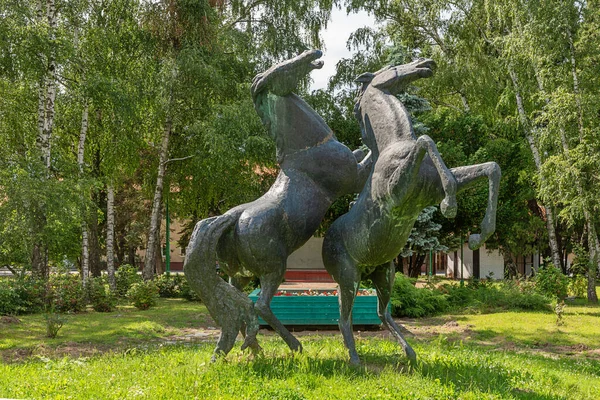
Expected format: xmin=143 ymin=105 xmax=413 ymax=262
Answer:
xmin=368 ymin=263 xmax=417 ymax=364
xmin=451 ymin=162 xmax=501 ymax=250
xmin=415 ymin=135 xmax=458 ymax=218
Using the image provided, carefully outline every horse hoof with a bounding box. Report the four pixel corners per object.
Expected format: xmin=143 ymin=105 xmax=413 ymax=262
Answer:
xmin=405 ymin=347 xmax=417 ymax=365
xmin=468 ymin=234 xmax=481 ymax=250
xmin=349 ymin=355 xmax=361 ymax=366
xmin=440 ymin=197 xmax=457 ymax=218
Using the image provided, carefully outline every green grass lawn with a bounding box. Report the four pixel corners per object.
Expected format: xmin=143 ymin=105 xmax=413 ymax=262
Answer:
xmin=1 ymin=298 xmax=599 ymax=399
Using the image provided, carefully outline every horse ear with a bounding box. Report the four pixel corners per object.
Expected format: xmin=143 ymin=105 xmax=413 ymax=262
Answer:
xmin=354 ymin=72 xmax=375 ymax=83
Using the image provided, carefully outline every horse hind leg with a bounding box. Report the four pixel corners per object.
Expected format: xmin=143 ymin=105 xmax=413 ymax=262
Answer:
xmin=415 ymin=135 xmax=458 ymax=218
xmin=451 ymin=162 xmax=501 ymax=250
xmin=230 ymin=276 xmax=262 ymax=354
xmin=255 ymin=268 xmax=303 ymax=352
xmin=368 ymin=263 xmax=417 ymax=364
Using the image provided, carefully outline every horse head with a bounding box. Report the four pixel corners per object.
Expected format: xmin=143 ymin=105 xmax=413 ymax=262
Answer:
xmin=251 ymin=50 xmax=324 ymax=99
xmin=356 ymin=59 xmax=436 ymax=95
xmin=354 ymin=59 xmax=436 ymax=154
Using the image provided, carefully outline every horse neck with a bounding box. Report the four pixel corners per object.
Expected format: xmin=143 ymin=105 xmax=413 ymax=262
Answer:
xmin=359 ymin=87 xmax=416 ymax=157
xmin=256 ymin=93 xmax=333 ymax=164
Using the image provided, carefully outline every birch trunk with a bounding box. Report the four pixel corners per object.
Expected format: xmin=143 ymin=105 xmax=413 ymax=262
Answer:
xmin=78 ymin=103 xmax=89 ymax=285
xmin=106 ymin=184 xmax=116 ymax=290
xmin=41 ymin=0 xmax=57 ymax=169
xmin=31 ymin=0 xmax=57 ymax=278
xmin=507 ymin=66 xmax=562 ymax=269
xmin=143 ymin=118 xmax=171 ymax=280
xmin=566 ymin=31 xmax=599 ymax=303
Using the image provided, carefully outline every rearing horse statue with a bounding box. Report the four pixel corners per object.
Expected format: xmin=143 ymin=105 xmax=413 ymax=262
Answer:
xmin=322 ymin=59 xmax=501 ymax=365
xmin=185 ymin=50 xmax=372 ymax=359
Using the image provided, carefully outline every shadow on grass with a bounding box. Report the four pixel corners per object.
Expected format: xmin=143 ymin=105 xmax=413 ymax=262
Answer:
xmin=246 ymin=349 xmax=568 ymax=399
xmin=417 ymin=356 xmax=566 ymax=400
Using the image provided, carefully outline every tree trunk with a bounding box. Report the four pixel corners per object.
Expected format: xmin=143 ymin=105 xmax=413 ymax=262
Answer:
xmin=144 ymin=118 xmax=171 ymax=280
xmin=31 ymin=243 xmax=48 ymax=280
xmin=507 ymin=65 xmax=563 ymax=270
xmin=408 ymin=254 xmax=426 ymax=278
xmin=78 ymin=102 xmax=89 ymax=285
xmin=88 ymin=205 xmax=102 ymax=277
xmin=41 ymin=0 xmax=57 ymax=169
xmin=106 ymin=183 xmax=116 ymax=291
xmin=566 ymin=29 xmax=599 ymax=303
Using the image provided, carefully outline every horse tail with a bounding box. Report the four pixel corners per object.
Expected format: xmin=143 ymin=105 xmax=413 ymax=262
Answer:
xmin=184 ymin=211 xmax=259 ymax=353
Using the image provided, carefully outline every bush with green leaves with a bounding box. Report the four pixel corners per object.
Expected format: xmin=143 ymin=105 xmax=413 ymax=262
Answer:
xmin=0 ymin=279 xmax=22 ymax=315
xmin=534 ymin=266 xmax=569 ymax=300
xmin=154 ymin=274 xmax=184 ymax=298
xmin=568 ymin=275 xmax=587 ymax=298
xmin=48 ymin=273 xmax=86 ymax=313
xmin=87 ymin=277 xmax=117 ymax=312
xmin=391 ymin=273 xmax=448 ymax=318
xmin=441 ymin=278 xmax=550 ymax=313
xmin=127 ymin=281 xmax=159 ymax=310
xmin=179 ymin=276 xmax=201 ymax=302
xmin=115 ymin=264 xmax=142 ymax=297
xmin=0 ymin=276 xmax=46 ymax=315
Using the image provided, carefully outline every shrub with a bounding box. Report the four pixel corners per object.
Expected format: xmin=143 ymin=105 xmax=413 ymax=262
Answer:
xmin=440 ymin=279 xmax=550 ymax=313
xmin=115 ymin=264 xmax=142 ymax=297
xmin=44 ymin=311 xmax=66 ymax=338
xmin=155 ymin=274 xmax=183 ymax=298
xmin=13 ymin=276 xmax=46 ymax=313
xmin=0 ymin=281 xmax=21 ymax=315
xmin=568 ymin=275 xmax=587 ymax=298
xmin=391 ymin=273 xmax=448 ymax=318
xmin=48 ymin=274 xmax=86 ymax=313
xmin=88 ymin=277 xmax=117 ymax=312
xmin=535 ymin=266 xmax=569 ymax=300
xmin=179 ymin=276 xmax=201 ymax=302
xmin=127 ymin=281 xmax=159 ymax=310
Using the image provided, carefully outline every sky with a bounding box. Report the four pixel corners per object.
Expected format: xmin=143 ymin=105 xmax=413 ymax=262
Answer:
xmin=310 ymin=8 xmax=376 ymax=91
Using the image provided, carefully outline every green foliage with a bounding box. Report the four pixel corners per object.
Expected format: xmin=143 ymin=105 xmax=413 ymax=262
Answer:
xmin=569 ymin=244 xmax=591 ymax=277
xmin=534 ymin=265 xmax=570 ymax=300
xmin=154 ymin=274 xmax=187 ymax=298
xmin=400 ymin=206 xmax=449 ymax=258
xmin=115 ymin=264 xmax=142 ymax=297
xmin=44 ymin=311 xmax=66 ymax=339
xmin=127 ymin=281 xmax=159 ymax=310
xmin=0 ymin=280 xmax=22 ymax=316
xmin=441 ymin=278 xmax=550 ymax=313
xmin=569 ymin=275 xmax=588 ymax=298
xmin=391 ymin=274 xmax=448 ymax=318
xmin=47 ymin=274 xmax=86 ymax=313
xmin=179 ymin=276 xmax=201 ymax=302
xmin=0 ymin=276 xmax=47 ymax=315
xmin=87 ymin=277 xmax=117 ymax=313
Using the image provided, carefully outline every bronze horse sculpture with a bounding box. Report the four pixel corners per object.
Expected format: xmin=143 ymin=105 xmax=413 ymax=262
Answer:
xmin=322 ymin=59 xmax=501 ymax=365
xmin=184 ymin=50 xmax=371 ymax=359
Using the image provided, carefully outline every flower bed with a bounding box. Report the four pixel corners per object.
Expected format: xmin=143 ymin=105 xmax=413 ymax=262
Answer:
xmin=249 ymin=288 xmax=383 ymax=326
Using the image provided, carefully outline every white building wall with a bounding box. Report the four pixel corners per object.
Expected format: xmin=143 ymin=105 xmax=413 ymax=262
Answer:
xmin=287 ymin=237 xmax=325 ymax=270
xmin=447 ymin=244 xmax=474 ymax=279
xmin=480 ymin=248 xmax=504 ymax=279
